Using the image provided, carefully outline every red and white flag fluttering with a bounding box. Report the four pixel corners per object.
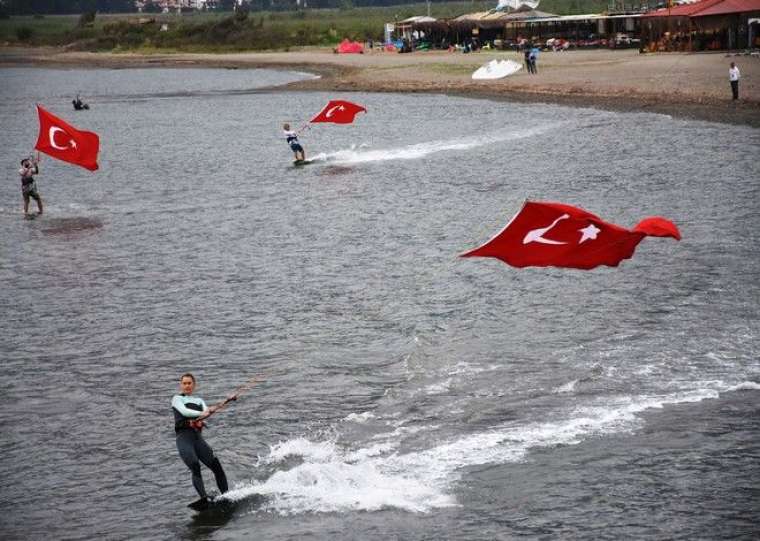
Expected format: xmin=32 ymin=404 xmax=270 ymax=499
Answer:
xmin=310 ymin=100 xmax=366 ymax=124
xmin=34 ymin=105 xmax=100 ymax=171
xmin=461 ymin=201 xmax=681 ymax=270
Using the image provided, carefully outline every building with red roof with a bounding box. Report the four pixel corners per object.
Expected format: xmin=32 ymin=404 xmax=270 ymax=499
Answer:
xmin=641 ymin=0 xmax=760 ymax=50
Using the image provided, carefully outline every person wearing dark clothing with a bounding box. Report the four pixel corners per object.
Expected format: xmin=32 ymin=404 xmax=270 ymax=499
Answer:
xmin=72 ymin=95 xmax=88 ymax=110
xmin=172 ymin=373 xmax=229 ymax=509
xmin=19 ymin=153 xmax=43 ymax=217
xmin=524 ymin=47 xmax=533 ymax=74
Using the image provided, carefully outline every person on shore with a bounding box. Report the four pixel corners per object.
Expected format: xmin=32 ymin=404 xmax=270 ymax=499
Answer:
xmin=283 ymin=123 xmax=306 ymax=162
xmin=19 ymin=153 xmax=43 ymax=217
xmin=172 ymin=373 xmax=230 ymax=509
xmin=729 ymin=62 xmax=740 ymax=100
xmin=524 ymin=46 xmax=532 ymax=73
xmin=529 ymin=47 xmax=538 ymax=74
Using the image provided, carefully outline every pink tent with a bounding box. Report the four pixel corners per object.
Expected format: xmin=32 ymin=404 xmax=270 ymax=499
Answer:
xmin=336 ymin=39 xmax=364 ymax=54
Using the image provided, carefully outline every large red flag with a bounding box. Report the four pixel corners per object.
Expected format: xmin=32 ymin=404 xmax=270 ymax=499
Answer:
xmin=34 ymin=105 xmax=100 ymax=171
xmin=461 ymin=201 xmax=680 ymax=270
xmin=310 ymin=100 xmax=366 ymax=124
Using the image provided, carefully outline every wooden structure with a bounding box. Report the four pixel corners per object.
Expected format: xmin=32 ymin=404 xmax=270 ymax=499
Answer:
xmin=641 ymin=0 xmax=760 ymax=51
xmin=508 ymin=13 xmax=642 ymax=44
xmin=450 ymin=8 xmax=557 ymax=44
xmin=394 ymin=8 xmax=644 ymax=49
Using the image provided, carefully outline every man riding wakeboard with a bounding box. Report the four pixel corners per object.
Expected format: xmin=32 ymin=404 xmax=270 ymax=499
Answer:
xmin=172 ymin=373 xmax=232 ymax=510
xmin=283 ymin=123 xmax=306 ymax=162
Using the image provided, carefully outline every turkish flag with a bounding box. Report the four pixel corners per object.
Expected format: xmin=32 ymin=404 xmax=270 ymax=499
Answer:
xmin=461 ymin=201 xmax=680 ymax=270
xmin=34 ymin=105 xmax=100 ymax=171
xmin=310 ymin=100 xmax=366 ymax=124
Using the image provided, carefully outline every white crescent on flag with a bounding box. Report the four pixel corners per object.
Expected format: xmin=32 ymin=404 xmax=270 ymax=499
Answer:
xmin=35 ymin=104 xmax=100 ymax=171
xmin=460 ymin=200 xmax=681 ymax=269
xmin=522 ymin=214 xmax=569 ymax=245
xmin=49 ymin=126 xmax=74 ymax=150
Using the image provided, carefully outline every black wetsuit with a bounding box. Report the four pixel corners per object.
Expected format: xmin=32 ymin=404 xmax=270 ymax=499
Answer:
xmin=172 ymin=394 xmax=228 ymax=500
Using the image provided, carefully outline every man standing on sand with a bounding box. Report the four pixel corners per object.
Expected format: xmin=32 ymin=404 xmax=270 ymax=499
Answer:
xmin=529 ymin=47 xmax=538 ymax=74
xmin=729 ymin=62 xmax=740 ymax=100
xmin=524 ymin=46 xmax=533 ymax=74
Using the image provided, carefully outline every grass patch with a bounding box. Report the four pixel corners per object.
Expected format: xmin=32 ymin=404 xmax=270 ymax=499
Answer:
xmin=426 ymin=63 xmax=478 ymax=75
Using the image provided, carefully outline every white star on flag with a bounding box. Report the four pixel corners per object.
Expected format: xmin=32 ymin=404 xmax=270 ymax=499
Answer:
xmin=578 ymin=223 xmax=601 ymax=243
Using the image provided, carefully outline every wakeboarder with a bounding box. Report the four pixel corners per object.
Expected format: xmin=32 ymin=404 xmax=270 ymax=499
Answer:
xmin=172 ymin=373 xmax=232 ymax=510
xmin=283 ymin=123 xmax=306 ymax=162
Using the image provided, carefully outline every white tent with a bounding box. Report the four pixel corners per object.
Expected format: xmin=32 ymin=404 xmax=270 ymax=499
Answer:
xmin=496 ymin=0 xmax=540 ymax=11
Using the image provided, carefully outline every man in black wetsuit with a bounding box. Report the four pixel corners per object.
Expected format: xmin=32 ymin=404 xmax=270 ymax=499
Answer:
xmin=172 ymin=373 xmax=230 ymax=509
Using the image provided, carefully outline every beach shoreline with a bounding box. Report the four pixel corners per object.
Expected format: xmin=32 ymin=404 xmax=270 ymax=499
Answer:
xmin=2 ymin=46 xmax=759 ymax=127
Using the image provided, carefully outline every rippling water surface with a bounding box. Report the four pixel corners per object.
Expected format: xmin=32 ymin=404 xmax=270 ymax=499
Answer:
xmin=1 ymin=67 xmax=759 ymax=541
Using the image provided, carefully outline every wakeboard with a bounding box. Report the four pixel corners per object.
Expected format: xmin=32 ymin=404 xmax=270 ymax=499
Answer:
xmin=188 ymin=497 xmax=231 ymax=512
xmin=188 ymin=493 xmax=264 ymax=513
xmin=24 ymin=212 xmax=39 ymax=220
xmin=293 ymin=159 xmax=313 ymax=167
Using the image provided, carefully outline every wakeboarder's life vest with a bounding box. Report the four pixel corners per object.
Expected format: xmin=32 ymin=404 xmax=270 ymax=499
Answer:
xmin=284 ymin=130 xmax=300 ymax=147
xmin=171 ymin=394 xmax=207 ymax=433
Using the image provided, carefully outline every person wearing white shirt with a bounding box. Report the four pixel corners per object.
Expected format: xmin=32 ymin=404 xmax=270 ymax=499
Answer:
xmin=729 ymin=62 xmax=740 ymax=100
xmin=283 ymin=123 xmax=305 ymax=162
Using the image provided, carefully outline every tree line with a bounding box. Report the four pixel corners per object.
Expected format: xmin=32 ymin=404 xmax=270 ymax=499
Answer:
xmin=1 ymin=0 xmax=460 ymax=16
xmin=2 ymin=1 xmax=135 ymax=15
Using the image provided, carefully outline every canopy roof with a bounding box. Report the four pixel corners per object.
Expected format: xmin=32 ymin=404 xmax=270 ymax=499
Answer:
xmin=534 ymin=13 xmax=642 ymax=22
xmin=641 ymin=0 xmax=725 ymax=17
xmin=453 ymin=9 xmax=556 ymax=23
xmin=398 ymin=16 xmax=438 ymax=24
xmin=692 ymin=0 xmax=760 ymax=16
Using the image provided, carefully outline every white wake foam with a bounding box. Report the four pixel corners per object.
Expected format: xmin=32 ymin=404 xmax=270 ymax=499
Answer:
xmin=310 ymin=125 xmax=554 ymax=166
xmin=726 ymin=381 xmax=760 ymax=391
xmin=223 ymin=438 xmax=455 ymax=514
xmin=222 ymin=388 xmax=719 ymax=516
xmin=553 ymin=379 xmax=579 ymax=394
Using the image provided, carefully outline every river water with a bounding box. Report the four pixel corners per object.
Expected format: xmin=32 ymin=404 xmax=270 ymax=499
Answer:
xmin=1 ymin=67 xmax=759 ymax=540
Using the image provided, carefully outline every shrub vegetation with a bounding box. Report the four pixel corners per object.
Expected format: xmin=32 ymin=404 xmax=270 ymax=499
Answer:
xmin=0 ymin=1 xmax=609 ymax=51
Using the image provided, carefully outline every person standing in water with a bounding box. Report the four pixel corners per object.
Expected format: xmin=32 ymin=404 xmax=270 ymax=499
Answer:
xmin=19 ymin=153 xmax=43 ymax=217
xmin=172 ymin=373 xmax=232 ymax=509
xmin=283 ymin=123 xmax=306 ymax=162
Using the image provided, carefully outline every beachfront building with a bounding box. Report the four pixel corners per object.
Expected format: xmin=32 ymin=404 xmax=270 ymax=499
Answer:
xmin=389 ymin=0 xmax=760 ymax=52
xmin=502 ymin=12 xmax=642 ymax=47
xmin=450 ymin=8 xmax=557 ymax=47
xmin=641 ymin=0 xmax=760 ymax=51
xmin=393 ymin=8 xmax=644 ymax=51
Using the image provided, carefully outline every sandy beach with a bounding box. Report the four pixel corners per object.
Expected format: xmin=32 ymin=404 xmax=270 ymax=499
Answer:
xmin=2 ymin=46 xmax=759 ymax=126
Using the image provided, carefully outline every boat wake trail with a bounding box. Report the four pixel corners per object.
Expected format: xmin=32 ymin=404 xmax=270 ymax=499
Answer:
xmin=308 ymin=125 xmax=557 ymax=166
xmin=221 ymin=387 xmax=723 ymax=516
